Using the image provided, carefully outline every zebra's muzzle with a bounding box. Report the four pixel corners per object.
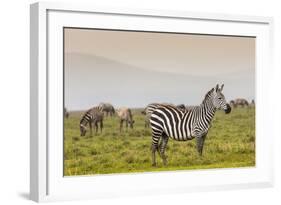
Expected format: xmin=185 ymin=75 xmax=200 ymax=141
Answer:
xmin=224 ymin=104 xmax=231 ymax=114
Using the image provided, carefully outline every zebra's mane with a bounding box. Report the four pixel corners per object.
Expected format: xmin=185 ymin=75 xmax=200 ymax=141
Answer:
xmin=202 ymin=88 xmax=214 ymax=105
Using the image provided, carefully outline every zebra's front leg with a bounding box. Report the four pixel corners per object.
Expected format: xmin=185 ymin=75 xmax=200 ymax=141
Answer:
xmin=159 ymin=135 xmax=169 ymax=166
xmin=100 ymin=120 xmax=103 ymax=133
xmin=196 ymin=134 xmax=207 ymax=156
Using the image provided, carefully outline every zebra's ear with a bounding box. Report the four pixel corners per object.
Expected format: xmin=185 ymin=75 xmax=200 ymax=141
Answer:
xmin=215 ymin=84 xmax=219 ymax=92
xmin=220 ymin=84 xmax=224 ymax=91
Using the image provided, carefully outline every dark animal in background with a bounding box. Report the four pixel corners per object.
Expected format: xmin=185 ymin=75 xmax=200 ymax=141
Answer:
xmin=176 ymin=104 xmax=186 ymax=111
xmin=235 ymin=98 xmax=249 ymax=107
xmin=251 ymin=99 xmax=255 ymax=107
xmin=80 ymin=106 xmax=104 ymax=136
xmin=64 ymin=107 xmax=69 ymax=118
xmin=231 ymin=98 xmax=249 ymax=108
xmin=229 ymin=100 xmax=236 ymax=108
xmin=117 ymin=107 xmax=135 ymax=132
xmin=150 ymin=84 xmax=231 ymax=166
xmin=99 ymin=102 xmax=115 ymax=117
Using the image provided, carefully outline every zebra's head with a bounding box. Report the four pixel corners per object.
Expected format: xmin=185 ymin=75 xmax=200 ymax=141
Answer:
xmin=129 ymin=119 xmax=135 ymax=128
xmin=80 ymin=124 xmax=87 ymax=136
xmin=211 ymin=84 xmax=231 ymax=114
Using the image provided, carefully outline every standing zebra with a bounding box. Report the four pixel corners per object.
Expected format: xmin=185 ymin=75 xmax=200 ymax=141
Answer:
xmin=80 ymin=106 xmax=104 ymax=136
xmin=150 ymin=84 xmax=231 ymax=166
xmin=116 ymin=107 xmax=135 ymax=132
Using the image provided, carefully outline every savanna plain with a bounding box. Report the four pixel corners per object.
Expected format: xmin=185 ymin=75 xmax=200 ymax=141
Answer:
xmin=64 ymin=107 xmax=255 ymax=176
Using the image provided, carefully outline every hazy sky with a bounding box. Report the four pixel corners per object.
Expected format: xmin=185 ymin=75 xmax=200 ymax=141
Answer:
xmin=64 ymin=28 xmax=255 ymax=110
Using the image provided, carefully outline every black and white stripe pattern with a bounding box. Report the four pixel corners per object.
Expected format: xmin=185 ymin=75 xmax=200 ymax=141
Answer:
xmin=143 ymin=103 xmax=173 ymax=128
xmin=150 ymin=84 xmax=231 ymax=166
xmin=80 ymin=106 xmax=104 ymax=136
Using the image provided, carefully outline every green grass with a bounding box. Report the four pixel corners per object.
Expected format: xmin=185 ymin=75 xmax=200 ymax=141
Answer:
xmin=64 ymin=108 xmax=255 ymax=176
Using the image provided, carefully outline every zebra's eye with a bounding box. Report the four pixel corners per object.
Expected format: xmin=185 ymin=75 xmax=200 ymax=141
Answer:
xmin=218 ymin=97 xmax=222 ymax=100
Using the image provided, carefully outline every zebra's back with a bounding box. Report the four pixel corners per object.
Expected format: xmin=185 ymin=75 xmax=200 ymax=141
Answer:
xmin=145 ymin=103 xmax=174 ymax=117
xmin=117 ymin=107 xmax=132 ymax=120
xmin=145 ymin=103 xmax=159 ymax=115
xmin=150 ymin=105 xmax=194 ymax=141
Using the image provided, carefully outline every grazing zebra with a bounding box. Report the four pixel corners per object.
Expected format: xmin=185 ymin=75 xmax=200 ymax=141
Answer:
xmin=80 ymin=106 xmax=104 ymax=136
xmin=116 ymin=107 xmax=135 ymax=132
xmin=150 ymin=84 xmax=231 ymax=166
xmin=99 ymin=102 xmax=115 ymax=117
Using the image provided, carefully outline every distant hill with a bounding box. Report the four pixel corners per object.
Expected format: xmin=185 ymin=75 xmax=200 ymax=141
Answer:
xmin=64 ymin=53 xmax=254 ymax=110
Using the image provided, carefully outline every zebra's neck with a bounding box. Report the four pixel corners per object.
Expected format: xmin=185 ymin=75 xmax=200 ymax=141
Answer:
xmin=80 ymin=111 xmax=92 ymax=126
xmin=196 ymin=95 xmax=216 ymax=126
xmin=80 ymin=117 xmax=89 ymax=126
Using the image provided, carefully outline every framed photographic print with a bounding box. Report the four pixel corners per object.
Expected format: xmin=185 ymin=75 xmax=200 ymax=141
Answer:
xmin=30 ymin=2 xmax=274 ymax=202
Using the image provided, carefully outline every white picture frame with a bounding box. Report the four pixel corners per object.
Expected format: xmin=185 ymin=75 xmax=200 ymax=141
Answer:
xmin=30 ymin=2 xmax=274 ymax=202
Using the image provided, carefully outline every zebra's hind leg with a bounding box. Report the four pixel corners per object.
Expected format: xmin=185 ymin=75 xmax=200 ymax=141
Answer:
xmin=159 ymin=133 xmax=169 ymax=166
xmin=89 ymin=121 xmax=93 ymax=137
xmin=196 ymin=134 xmax=207 ymax=156
xmin=151 ymin=131 xmax=162 ymax=167
xmin=94 ymin=121 xmax=98 ymax=135
xmin=119 ymin=120 xmax=123 ymax=133
xmin=145 ymin=119 xmax=149 ymax=128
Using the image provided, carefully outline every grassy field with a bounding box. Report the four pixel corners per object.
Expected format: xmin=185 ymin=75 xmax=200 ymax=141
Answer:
xmin=64 ymin=107 xmax=255 ymax=176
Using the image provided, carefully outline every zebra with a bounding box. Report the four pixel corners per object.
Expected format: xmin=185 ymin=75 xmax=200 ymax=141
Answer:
xmin=79 ymin=106 xmax=104 ymax=136
xmin=99 ymin=102 xmax=115 ymax=117
xmin=150 ymin=84 xmax=231 ymax=166
xmin=116 ymin=107 xmax=135 ymax=132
